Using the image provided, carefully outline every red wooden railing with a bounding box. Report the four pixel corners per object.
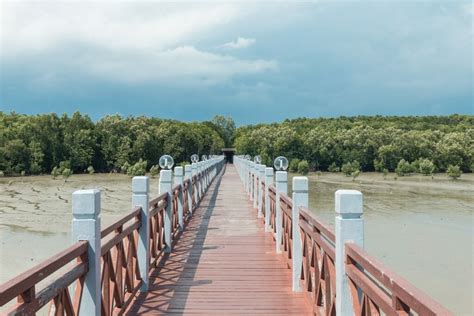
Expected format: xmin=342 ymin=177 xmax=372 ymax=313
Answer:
xmin=280 ymin=193 xmax=293 ymax=268
xmin=260 ymin=181 xmax=265 ymax=221
xmin=0 ymin=159 xmax=224 ymax=316
xmin=100 ymin=207 xmax=142 ymax=315
xmin=149 ymin=192 xmax=168 ymax=268
xmin=299 ymin=206 xmax=336 ymax=315
xmin=0 ymin=241 xmax=88 ymax=314
xmin=345 ymin=242 xmax=452 ymax=316
xmin=268 ymin=185 xmax=277 ymax=234
xmin=259 ymin=174 xmax=450 ymax=316
xmin=171 ymin=184 xmax=181 ymax=237
xmin=183 ymin=179 xmax=190 ymax=219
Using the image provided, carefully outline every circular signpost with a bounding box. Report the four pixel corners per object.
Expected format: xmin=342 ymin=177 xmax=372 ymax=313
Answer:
xmin=159 ymin=155 xmax=174 ymax=170
xmin=273 ymin=156 xmax=288 ymax=171
xmin=191 ymin=154 xmax=199 ymax=163
xmin=254 ymin=155 xmax=262 ymax=164
xmin=201 ymin=155 xmax=207 ymax=161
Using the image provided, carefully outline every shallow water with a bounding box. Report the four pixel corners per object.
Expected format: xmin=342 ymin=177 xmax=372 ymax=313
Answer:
xmin=1 ymin=172 xmax=473 ymax=314
xmin=289 ymin=172 xmax=474 ymax=315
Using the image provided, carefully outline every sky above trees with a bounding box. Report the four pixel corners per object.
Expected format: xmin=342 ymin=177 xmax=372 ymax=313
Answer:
xmin=1 ymin=1 xmax=472 ymax=125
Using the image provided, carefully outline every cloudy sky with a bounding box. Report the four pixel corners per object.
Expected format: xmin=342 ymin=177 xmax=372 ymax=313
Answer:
xmin=0 ymin=1 xmax=472 ymax=124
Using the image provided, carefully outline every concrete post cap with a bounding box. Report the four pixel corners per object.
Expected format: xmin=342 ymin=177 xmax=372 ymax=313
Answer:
xmin=174 ymin=166 xmax=183 ymax=176
xmin=159 ymin=169 xmax=173 ymax=182
xmin=72 ymin=189 xmax=100 ymax=217
xmin=265 ymin=167 xmax=274 ymax=176
xmin=292 ymin=177 xmax=308 ymax=192
xmin=132 ymin=176 xmax=149 ymax=193
xmin=275 ymin=171 xmax=287 ymax=182
xmin=335 ymin=190 xmax=363 ymax=215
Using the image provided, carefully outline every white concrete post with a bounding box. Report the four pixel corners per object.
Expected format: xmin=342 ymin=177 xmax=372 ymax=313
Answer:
xmin=257 ymin=164 xmax=265 ymax=218
xmin=132 ymin=176 xmax=150 ymax=292
xmin=195 ymin=162 xmax=199 ymax=201
xmin=247 ymin=161 xmax=252 ymax=196
xmin=174 ymin=166 xmax=184 ymax=231
xmin=159 ymin=170 xmax=173 ymax=253
xmin=275 ymin=171 xmax=287 ymax=253
xmin=244 ymin=160 xmax=249 ymax=193
xmin=264 ymin=167 xmax=274 ymax=232
xmin=253 ymin=163 xmax=258 ymax=208
xmin=72 ymin=189 xmax=101 ymax=315
xmin=191 ymin=162 xmax=198 ymax=204
xmin=335 ymin=190 xmax=364 ymax=315
xmin=185 ymin=164 xmax=193 ymax=215
xmin=205 ymin=162 xmax=209 ymax=189
xmin=292 ymin=177 xmax=308 ymax=292
xmin=199 ymin=162 xmax=204 ymax=198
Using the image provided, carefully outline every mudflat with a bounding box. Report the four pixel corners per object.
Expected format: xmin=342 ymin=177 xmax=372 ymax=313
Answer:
xmin=1 ymin=172 xmax=473 ymax=314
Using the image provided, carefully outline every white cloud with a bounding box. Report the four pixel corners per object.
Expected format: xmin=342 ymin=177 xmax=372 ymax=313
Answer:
xmin=221 ymin=37 xmax=256 ymax=49
xmin=0 ymin=1 xmax=275 ymax=86
xmin=86 ymin=46 xmax=278 ymax=85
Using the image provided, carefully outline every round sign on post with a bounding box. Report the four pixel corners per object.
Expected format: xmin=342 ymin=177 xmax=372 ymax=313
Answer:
xmin=191 ymin=154 xmax=199 ymax=163
xmin=159 ymin=155 xmax=174 ymax=170
xmin=201 ymin=155 xmax=207 ymax=161
xmin=273 ymin=156 xmax=288 ymax=171
xmin=254 ymin=155 xmax=262 ymax=164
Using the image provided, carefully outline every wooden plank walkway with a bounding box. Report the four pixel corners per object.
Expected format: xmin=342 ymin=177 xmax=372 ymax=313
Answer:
xmin=127 ymin=165 xmax=312 ymax=315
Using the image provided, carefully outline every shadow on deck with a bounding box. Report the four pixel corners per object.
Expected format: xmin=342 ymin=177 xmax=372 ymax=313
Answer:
xmin=127 ymin=165 xmax=312 ymax=315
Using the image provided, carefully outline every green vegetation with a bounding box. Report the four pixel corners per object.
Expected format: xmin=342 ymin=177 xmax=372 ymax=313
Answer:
xmin=328 ymin=162 xmax=340 ymax=172
xmin=289 ymin=158 xmax=300 ymax=172
xmin=87 ymin=165 xmax=95 ymax=174
xmin=0 ymin=112 xmax=228 ymax=175
xmin=62 ymin=168 xmax=72 ymax=181
xmin=342 ymin=161 xmax=360 ymax=176
xmin=127 ymin=159 xmax=147 ymax=177
xmin=418 ymin=159 xmax=435 ymax=176
xmin=234 ymin=115 xmax=473 ymax=173
xmin=297 ymin=160 xmax=309 ymax=175
xmin=149 ymin=165 xmax=159 ymax=178
xmin=2 ymin=113 xmax=473 ymax=176
xmin=447 ymin=165 xmax=462 ymax=180
xmin=395 ymin=159 xmax=414 ymax=176
xmin=351 ymin=170 xmax=360 ymax=181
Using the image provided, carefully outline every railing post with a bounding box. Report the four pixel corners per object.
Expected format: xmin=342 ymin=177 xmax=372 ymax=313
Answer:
xmin=253 ymin=163 xmax=258 ymax=208
xmin=132 ymin=176 xmax=150 ymax=292
xmin=185 ymin=164 xmax=193 ymax=215
xmin=198 ymin=162 xmax=204 ymax=198
xmin=292 ymin=177 xmax=308 ymax=292
xmin=335 ymin=190 xmax=364 ymax=315
xmin=72 ymin=189 xmax=101 ymax=315
xmin=174 ymin=166 xmax=184 ymax=231
xmin=159 ymin=169 xmax=173 ymax=253
xmin=264 ymin=167 xmax=273 ymax=232
xmin=257 ymin=164 xmax=265 ymax=218
xmin=244 ymin=160 xmax=248 ymax=193
xmin=275 ymin=171 xmax=287 ymax=253
xmin=248 ymin=160 xmax=252 ymax=196
xmin=191 ymin=162 xmax=198 ymax=205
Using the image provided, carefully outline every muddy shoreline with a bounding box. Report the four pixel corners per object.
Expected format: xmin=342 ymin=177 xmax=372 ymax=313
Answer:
xmin=1 ymin=172 xmax=473 ymax=314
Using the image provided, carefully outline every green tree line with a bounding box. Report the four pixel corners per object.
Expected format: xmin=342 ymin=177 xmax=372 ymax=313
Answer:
xmin=234 ymin=115 xmax=473 ymax=173
xmin=0 ymin=112 xmax=228 ymax=175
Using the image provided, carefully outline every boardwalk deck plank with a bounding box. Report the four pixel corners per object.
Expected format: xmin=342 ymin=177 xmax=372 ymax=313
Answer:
xmin=127 ymin=165 xmax=312 ymax=315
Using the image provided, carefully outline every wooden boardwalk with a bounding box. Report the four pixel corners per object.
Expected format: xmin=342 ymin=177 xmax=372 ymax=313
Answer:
xmin=127 ymin=165 xmax=312 ymax=315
